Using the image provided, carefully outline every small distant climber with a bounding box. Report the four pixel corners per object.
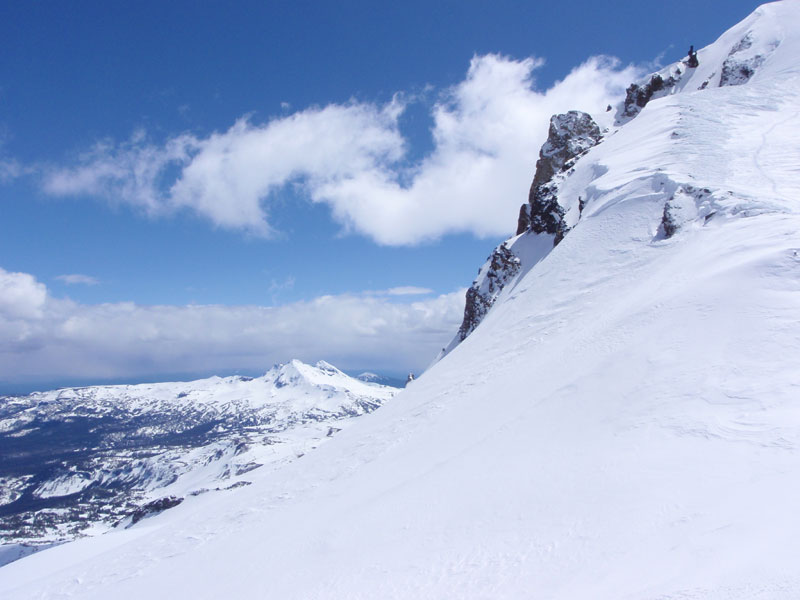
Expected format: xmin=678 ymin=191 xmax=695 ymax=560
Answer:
xmin=687 ymin=45 xmax=699 ymax=68
xmin=405 ymin=372 xmax=415 ymax=386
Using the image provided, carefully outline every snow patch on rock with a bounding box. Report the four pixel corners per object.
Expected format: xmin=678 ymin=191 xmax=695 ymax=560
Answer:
xmin=720 ymin=32 xmax=779 ymax=87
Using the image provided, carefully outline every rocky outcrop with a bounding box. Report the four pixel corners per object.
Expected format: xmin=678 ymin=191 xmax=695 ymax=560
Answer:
xmin=517 ymin=182 xmax=567 ymax=241
xmin=661 ymin=198 xmax=683 ymax=239
xmin=719 ymin=34 xmax=771 ymax=87
xmin=446 ymin=13 xmax=788 ymax=360
xmin=456 ymin=242 xmax=521 ymax=342
xmin=129 ymin=496 xmax=183 ymax=525
xmin=448 ymin=112 xmax=602 ymax=352
xmin=720 ymin=57 xmax=763 ymax=87
xmin=517 ymin=111 xmax=603 ymax=242
xmin=620 ymin=72 xmax=681 ymax=120
xmin=661 ymin=186 xmax=714 ymax=238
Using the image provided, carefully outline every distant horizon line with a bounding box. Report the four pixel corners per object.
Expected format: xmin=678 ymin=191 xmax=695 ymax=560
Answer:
xmin=0 ymin=365 xmax=410 ymax=396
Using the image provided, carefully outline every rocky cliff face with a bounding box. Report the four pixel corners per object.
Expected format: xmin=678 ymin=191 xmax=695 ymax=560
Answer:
xmin=455 ymin=242 xmax=520 ymax=343
xmin=516 ymin=111 xmax=603 ymax=241
xmin=444 ymin=111 xmax=603 ymax=357
xmin=619 ymin=71 xmax=682 ymax=120
xmin=443 ymin=12 xmax=783 ymax=358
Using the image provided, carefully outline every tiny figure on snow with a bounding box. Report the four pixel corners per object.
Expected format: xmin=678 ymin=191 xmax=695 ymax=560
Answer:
xmin=687 ymin=45 xmax=699 ymax=68
xmin=405 ymin=372 xmax=415 ymax=386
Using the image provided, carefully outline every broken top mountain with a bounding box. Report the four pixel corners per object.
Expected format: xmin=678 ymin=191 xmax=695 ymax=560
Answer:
xmin=0 ymin=360 xmax=396 ymax=550
xmin=3 ymin=2 xmax=800 ymax=598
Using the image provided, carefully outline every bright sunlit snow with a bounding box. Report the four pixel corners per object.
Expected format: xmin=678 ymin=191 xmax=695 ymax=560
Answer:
xmin=2 ymin=2 xmax=800 ymax=599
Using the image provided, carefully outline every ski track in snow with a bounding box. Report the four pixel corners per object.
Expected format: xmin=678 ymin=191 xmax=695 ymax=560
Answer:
xmin=755 ymin=107 xmax=800 ymax=198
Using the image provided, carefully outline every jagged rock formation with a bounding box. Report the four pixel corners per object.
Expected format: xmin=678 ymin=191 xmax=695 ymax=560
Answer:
xmin=720 ymin=33 xmax=774 ymax=86
xmin=444 ymin=111 xmax=603 ymax=356
xmin=620 ymin=71 xmax=681 ymax=120
xmin=517 ymin=111 xmax=603 ymax=241
xmin=456 ymin=242 xmax=520 ymax=343
xmin=129 ymin=496 xmax=183 ymax=526
xmin=618 ymin=26 xmax=780 ymax=119
xmin=446 ymin=7 xmax=788 ymax=359
xmin=530 ymin=111 xmax=604 ymax=192
xmin=661 ymin=186 xmax=717 ymax=238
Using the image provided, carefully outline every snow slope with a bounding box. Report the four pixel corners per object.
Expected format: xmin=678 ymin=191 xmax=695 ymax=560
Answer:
xmin=2 ymin=2 xmax=800 ymax=598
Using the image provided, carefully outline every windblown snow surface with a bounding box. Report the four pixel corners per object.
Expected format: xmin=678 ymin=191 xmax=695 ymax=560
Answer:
xmin=2 ymin=2 xmax=800 ymax=598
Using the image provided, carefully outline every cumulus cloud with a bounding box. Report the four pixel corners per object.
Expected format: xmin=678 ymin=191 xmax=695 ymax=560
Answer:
xmin=0 ymin=267 xmax=463 ymax=384
xmin=0 ymin=268 xmax=47 ymax=320
xmin=55 ymin=274 xmax=100 ymax=286
xmin=42 ymin=54 xmax=640 ymax=245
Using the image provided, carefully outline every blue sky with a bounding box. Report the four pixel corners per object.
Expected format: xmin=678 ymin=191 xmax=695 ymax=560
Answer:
xmin=0 ymin=0 xmax=763 ymax=391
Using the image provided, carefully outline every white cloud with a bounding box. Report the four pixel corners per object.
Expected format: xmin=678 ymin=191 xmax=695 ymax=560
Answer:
xmin=41 ymin=54 xmax=641 ymax=245
xmin=383 ymin=286 xmax=433 ymax=296
xmin=43 ymin=130 xmax=198 ymax=216
xmin=0 ymin=268 xmax=47 ymax=320
xmin=0 ymin=267 xmax=464 ymax=384
xmin=55 ymin=274 xmax=100 ymax=286
xmin=359 ymin=286 xmax=434 ymax=297
xmin=169 ymin=102 xmax=405 ymax=234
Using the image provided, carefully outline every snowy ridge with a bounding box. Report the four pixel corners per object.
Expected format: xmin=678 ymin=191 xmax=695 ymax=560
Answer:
xmin=2 ymin=3 xmax=800 ymax=598
xmin=616 ymin=2 xmax=786 ymax=122
xmin=445 ymin=0 xmax=800 ymax=354
xmin=0 ymin=360 xmax=396 ymax=548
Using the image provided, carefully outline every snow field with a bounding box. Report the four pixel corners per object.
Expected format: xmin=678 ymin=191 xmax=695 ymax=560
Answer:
xmin=3 ymin=2 xmax=800 ymax=598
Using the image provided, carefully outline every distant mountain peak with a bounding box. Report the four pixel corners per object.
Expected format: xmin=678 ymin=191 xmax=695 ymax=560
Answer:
xmin=0 ymin=359 xmax=396 ymax=550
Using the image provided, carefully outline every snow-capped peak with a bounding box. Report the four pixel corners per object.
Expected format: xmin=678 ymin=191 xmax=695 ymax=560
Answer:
xmin=0 ymin=359 xmax=397 ymax=549
xmin=616 ymin=0 xmax=797 ymax=122
xmin=262 ymin=359 xmax=392 ymax=405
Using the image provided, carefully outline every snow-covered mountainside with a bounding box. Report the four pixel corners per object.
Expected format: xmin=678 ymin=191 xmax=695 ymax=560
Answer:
xmin=444 ymin=0 xmax=800 ymax=356
xmin=0 ymin=360 xmax=396 ymax=551
xmin=3 ymin=3 xmax=800 ymax=598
